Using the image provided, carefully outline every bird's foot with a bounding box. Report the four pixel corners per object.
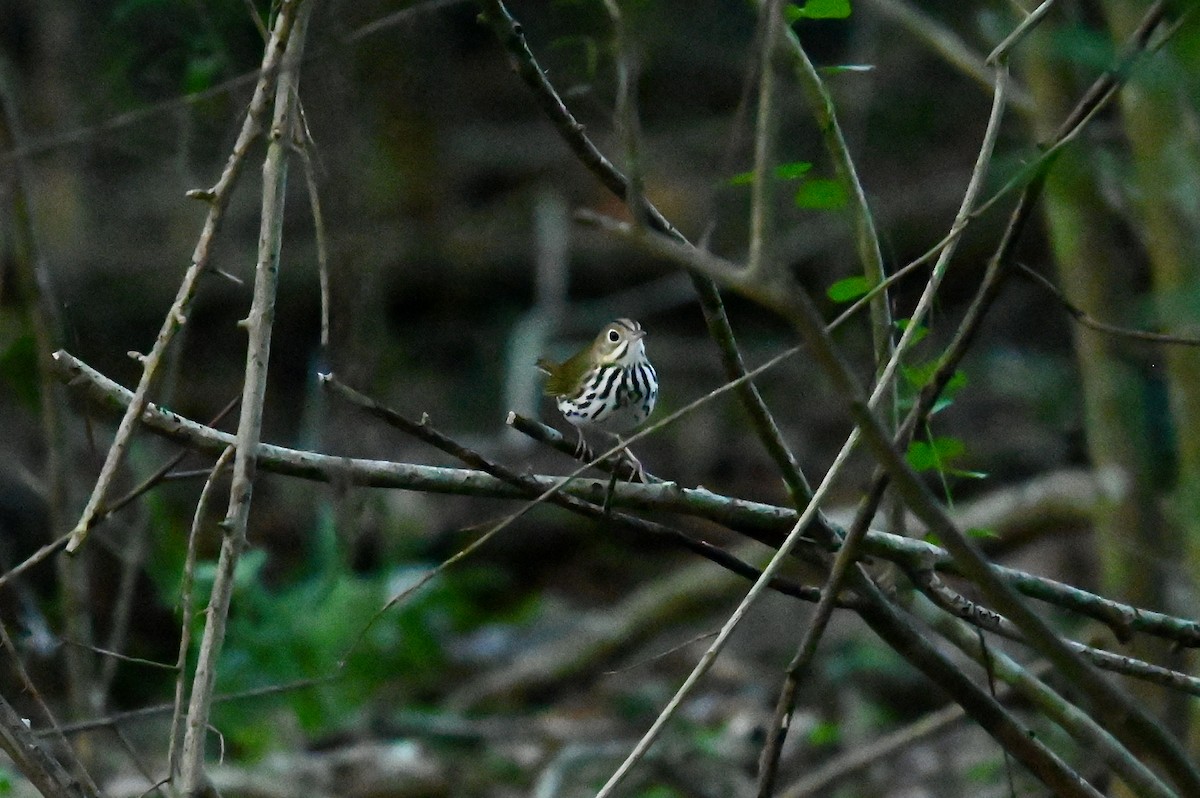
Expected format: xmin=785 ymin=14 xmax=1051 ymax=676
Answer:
xmin=616 ymin=442 xmax=648 ymax=483
xmin=572 ymin=429 xmax=591 ymax=461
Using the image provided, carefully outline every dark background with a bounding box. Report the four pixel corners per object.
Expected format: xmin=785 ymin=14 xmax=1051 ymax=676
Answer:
xmin=0 ymin=1 xmax=1177 ymax=796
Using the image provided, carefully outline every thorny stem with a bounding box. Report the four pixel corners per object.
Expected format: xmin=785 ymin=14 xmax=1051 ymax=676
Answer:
xmin=66 ymin=0 xmax=305 ymax=551
xmin=178 ymin=2 xmax=313 ymax=794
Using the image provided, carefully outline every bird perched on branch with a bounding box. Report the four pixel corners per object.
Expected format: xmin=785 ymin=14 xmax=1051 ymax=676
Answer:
xmin=536 ymin=318 xmax=658 ymax=480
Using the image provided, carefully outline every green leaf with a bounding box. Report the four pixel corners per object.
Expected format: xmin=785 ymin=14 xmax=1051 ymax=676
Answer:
xmin=786 ymin=0 xmax=852 ymax=22
xmin=775 ymin=160 xmax=814 ymax=180
xmin=901 ymin=360 xmax=940 ymax=388
xmin=906 ymin=436 xmax=966 ymax=472
xmin=894 ymin=318 xmax=928 ymax=346
xmin=930 ymin=396 xmax=954 ymax=415
xmin=0 ymin=334 xmax=39 ymax=411
xmin=807 ymin=719 xmax=841 ymax=747
xmin=636 ymin=787 xmax=684 ymax=798
xmin=826 ymin=275 xmax=871 ymax=303
xmin=968 ymin=527 xmax=998 ymax=539
xmin=728 ymin=161 xmax=813 ymax=186
xmin=820 ymin=64 xmax=874 ymax=75
xmin=795 ymin=178 xmax=848 ymax=209
xmin=929 ymin=369 xmax=970 ymax=414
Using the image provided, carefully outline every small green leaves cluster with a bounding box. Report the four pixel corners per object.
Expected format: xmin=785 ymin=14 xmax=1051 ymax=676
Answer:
xmin=823 ymin=292 xmax=986 ymax=510
xmin=786 ymin=0 xmax=852 ymax=22
xmin=728 ymin=161 xmax=848 ymax=210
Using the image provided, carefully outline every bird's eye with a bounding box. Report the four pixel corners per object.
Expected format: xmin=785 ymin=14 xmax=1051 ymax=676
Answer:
xmin=607 ymin=330 xmax=620 ymax=343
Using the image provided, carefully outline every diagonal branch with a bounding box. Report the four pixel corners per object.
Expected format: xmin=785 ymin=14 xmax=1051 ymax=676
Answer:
xmin=47 ymin=348 xmax=1200 ymax=652
xmin=768 ymin=0 xmax=892 ymax=374
xmin=756 ymin=48 xmax=1013 ymax=798
xmin=0 ymin=692 xmax=93 ymax=798
xmin=476 ymin=0 xmax=815 ymax=506
xmin=179 ymin=2 xmax=313 ymax=793
xmin=67 ymin=0 xmax=307 ymax=550
xmin=322 ymin=374 xmax=833 ymax=609
xmin=909 ymin=593 xmax=1176 ymax=798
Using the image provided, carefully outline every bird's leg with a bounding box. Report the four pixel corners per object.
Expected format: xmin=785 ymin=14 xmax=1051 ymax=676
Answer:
xmin=573 ymin=427 xmax=591 ymax=461
xmin=615 ymin=435 xmax=647 ymax=483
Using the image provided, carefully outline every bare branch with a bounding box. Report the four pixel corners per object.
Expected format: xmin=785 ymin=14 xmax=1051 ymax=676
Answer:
xmin=863 ymin=0 xmax=1036 ymax=117
xmin=1018 ymin=262 xmax=1200 ymax=347
xmin=179 ymin=2 xmax=314 ymax=792
xmin=67 ymin=0 xmax=308 ymax=550
xmin=476 ymin=0 xmax=816 ymax=507
xmin=912 ymin=595 xmax=1175 ymax=798
xmin=49 ymin=349 xmax=1200 ymax=652
xmin=0 ymin=692 xmax=94 ymax=798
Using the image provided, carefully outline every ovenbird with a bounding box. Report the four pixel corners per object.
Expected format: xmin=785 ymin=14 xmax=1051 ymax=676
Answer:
xmin=537 ymin=318 xmax=658 ymax=475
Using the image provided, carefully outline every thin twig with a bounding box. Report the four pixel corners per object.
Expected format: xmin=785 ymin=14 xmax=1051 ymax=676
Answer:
xmin=50 ymin=349 xmax=1200 ymax=651
xmin=0 ymin=533 xmax=70 ymax=591
xmin=756 ymin=51 xmax=1012 ymax=798
xmin=912 ymin=571 xmax=1200 ymax=696
xmin=1017 ymin=262 xmax=1200 ymax=346
xmin=167 ymin=445 xmax=235 ymax=780
xmin=45 ymin=677 xmax=333 ymax=737
xmin=61 ymin=639 xmax=178 ymax=672
xmin=988 ymin=0 xmax=1061 ymax=65
xmin=476 ymin=0 xmax=816 ymax=509
xmin=322 ymin=375 xmax=837 ymax=663
xmin=0 ymin=621 xmax=101 ymax=795
xmin=910 ymin=594 xmax=1175 ymax=798
xmin=179 ymin=2 xmax=313 ymax=792
xmin=294 ymin=104 xmax=332 ymax=352
xmin=67 ymin=0 xmax=307 ymax=550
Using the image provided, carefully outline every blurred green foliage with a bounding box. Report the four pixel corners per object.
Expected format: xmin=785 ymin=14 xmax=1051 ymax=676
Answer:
xmin=102 ymin=0 xmax=263 ymax=105
xmin=787 ymin=0 xmax=852 ymax=23
xmin=137 ymin=503 xmax=539 ymax=758
xmin=0 ymin=334 xmax=39 ymax=412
